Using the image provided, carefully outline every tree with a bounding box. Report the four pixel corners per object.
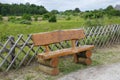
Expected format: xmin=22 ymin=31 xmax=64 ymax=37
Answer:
xmin=51 ymin=10 xmax=59 ymax=14
xmin=42 ymin=13 xmax=51 ymax=20
xmin=74 ymin=8 xmax=81 ymax=13
xmin=0 ymin=3 xmax=48 ymax=16
xmin=48 ymin=15 xmax=57 ymax=22
xmin=105 ymin=5 xmax=114 ymax=11
xmin=0 ymin=15 xmax=3 ymax=21
xmin=22 ymin=14 xmax=31 ymax=21
xmin=104 ymin=5 xmax=120 ymax=16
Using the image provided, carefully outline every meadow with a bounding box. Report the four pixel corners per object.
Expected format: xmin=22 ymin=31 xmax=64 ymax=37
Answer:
xmin=0 ymin=15 xmax=120 ymax=39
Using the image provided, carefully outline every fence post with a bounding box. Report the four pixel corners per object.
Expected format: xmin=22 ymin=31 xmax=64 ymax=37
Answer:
xmin=9 ymin=36 xmax=16 ymax=65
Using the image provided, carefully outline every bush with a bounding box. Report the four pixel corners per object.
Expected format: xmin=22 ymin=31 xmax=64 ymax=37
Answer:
xmin=0 ymin=15 xmax=3 ymax=21
xmin=8 ymin=16 xmax=16 ymax=22
xmin=34 ymin=15 xmax=38 ymax=21
xmin=22 ymin=14 xmax=31 ymax=21
xmin=66 ymin=16 xmax=71 ymax=20
xmin=42 ymin=13 xmax=50 ymax=20
xmin=85 ymin=19 xmax=104 ymax=27
xmin=48 ymin=15 xmax=57 ymax=22
xmin=19 ymin=20 xmax=31 ymax=25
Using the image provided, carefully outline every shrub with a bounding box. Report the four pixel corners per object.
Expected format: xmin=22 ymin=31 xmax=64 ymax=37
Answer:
xmin=22 ymin=14 xmax=31 ymax=21
xmin=34 ymin=15 xmax=38 ymax=21
xmin=19 ymin=20 xmax=31 ymax=25
xmin=0 ymin=15 xmax=3 ymax=21
xmin=85 ymin=19 xmax=104 ymax=27
xmin=48 ymin=15 xmax=57 ymax=22
xmin=8 ymin=16 xmax=16 ymax=22
xmin=66 ymin=16 xmax=71 ymax=20
xmin=42 ymin=13 xmax=50 ymax=20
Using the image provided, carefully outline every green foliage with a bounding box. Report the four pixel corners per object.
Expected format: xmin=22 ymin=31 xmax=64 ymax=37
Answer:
xmin=0 ymin=2 xmax=48 ymax=16
xmin=22 ymin=14 xmax=31 ymax=21
xmin=66 ymin=16 xmax=71 ymax=20
xmin=74 ymin=8 xmax=81 ymax=13
xmin=105 ymin=5 xmax=114 ymax=11
xmin=19 ymin=20 xmax=31 ymax=25
xmin=51 ymin=10 xmax=59 ymax=14
xmin=48 ymin=15 xmax=57 ymax=22
xmin=105 ymin=5 xmax=120 ymax=16
xmin=8 ymin=16 xmax=31 ymax=24
xmin=42 ymin=13 xmax=51 ymax=20
xmin=82 ymin=11 xmax=103 ymax=19
xmin=63 ymin=8 xmax=81 ymax=16
xmin=33 ymin=15 xmax=39 ymax=21
xmin=0 ymin=15 xmax=3 ymax=21
xmin=85 ymin=19 xmax=104 ymax=27
xmin=8 ymin=16 xmax=16 ymax=22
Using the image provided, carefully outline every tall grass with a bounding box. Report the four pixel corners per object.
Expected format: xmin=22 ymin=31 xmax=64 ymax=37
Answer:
xmin=0 ymin=16 xmax=120 ymax=41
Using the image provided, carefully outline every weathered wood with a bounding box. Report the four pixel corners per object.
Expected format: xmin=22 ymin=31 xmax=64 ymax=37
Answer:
xmin=38 ymin=64 xmax=59 ymax=75
xmin=45 ymin=45 xmax=50 ymax=53
xmin=9 ymin=37 xmax=15 ymax=63
xmin=78 ymin=58 xmax=92 ymax=65
xmin=77 ymin=50 xmax=92 ymax=58
xmin=32 ymin=29 xmax=85 ymax=46
xmin=37 ymin=45 xmax=94 ymax=60
xmin=74 ymin=50 xmax=92 ymax=63
xmin=38 ymin=57 xmax=59 ymax=67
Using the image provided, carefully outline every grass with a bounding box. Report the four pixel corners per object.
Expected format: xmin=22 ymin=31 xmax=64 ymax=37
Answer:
xmin=0 ymin=16 xmax=120 ymax=38
xmin=0 ymin=45 xmax=120 ymax=80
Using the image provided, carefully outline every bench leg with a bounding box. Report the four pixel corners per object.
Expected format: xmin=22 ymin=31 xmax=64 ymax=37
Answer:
xmin=39 ymin=64 xmax=59 ymax=75
xmin=74 ymin=50 xmax=92 ymax=65
xmin=78 ymin=58 xmax=92 ymax=65
xmin=38 ymin=57 xmax=59 ymax=75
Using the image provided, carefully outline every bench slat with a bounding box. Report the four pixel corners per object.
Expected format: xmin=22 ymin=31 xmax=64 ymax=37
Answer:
xmin=37 ymin=45 xmax=94 ymax=59
xmin=32 ymin=29 xmax=85 ymax=46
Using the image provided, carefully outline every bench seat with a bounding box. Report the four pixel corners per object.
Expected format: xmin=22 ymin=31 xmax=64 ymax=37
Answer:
xmin=37 ymin=45 xmax=94 ymax=59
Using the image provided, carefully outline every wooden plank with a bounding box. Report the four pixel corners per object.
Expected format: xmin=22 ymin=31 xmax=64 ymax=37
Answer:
xmin=77 ymin=50 xmax=92 ymax=58
xmin=37 ymin=45 xmax=94 ymax=60
xmin=45 ymin=45 xmax=50 ymax=53
xmin=32 ymin=29 xmax=85 ymax=46
xmin=38 ymin=64 xmax=59 ymax=75
xmin=78 ymin=58 xmax=92 ymax=65
xmin=38 ymin=57 xmax=59 ymax=68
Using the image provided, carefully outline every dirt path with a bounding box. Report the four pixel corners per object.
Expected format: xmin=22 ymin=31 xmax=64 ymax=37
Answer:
xmin=58 ymin=62 xmax=120 ymax=80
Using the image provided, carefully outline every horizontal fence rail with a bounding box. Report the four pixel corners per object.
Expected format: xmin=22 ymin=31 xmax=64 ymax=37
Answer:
xmin=0 ymin=24 xmax=120 ymax=72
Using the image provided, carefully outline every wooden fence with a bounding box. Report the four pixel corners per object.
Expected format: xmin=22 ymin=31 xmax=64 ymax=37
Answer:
xmin=0 ymin=24 xmax=120 ymax=72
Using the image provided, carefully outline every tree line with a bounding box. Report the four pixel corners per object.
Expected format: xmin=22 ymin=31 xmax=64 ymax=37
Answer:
xmin=0 ymin=2 xmax=120 ymax=19
xmin=0 ymin=2 xmax=48 ymax=16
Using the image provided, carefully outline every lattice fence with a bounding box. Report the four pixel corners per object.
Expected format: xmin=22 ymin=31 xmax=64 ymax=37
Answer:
xmin=0 ymin=24 xmax=120 ymax=72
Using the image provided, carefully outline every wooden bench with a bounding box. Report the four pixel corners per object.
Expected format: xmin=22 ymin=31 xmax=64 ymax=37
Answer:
xmin=32 ymin=29 xmax=94 ymax=75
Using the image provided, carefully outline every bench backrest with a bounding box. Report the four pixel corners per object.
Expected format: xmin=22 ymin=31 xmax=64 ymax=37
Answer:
xmin=32 ymin=29 xmax=85 ymax=46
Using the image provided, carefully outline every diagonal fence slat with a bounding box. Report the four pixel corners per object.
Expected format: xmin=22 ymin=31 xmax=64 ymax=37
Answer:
xmin=0 ymin=35 xmax=23 ymax=68
xmin=6 ymin=35 xmax=32 ymax=71
xmin=0 ymin=24 xmax=120 ymax=72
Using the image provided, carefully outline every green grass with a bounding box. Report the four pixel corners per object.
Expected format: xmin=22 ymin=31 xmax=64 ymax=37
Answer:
xmin=0 ymin=45 xmax=120 ymax=80
xmin=0 ymin=16 xmax=120 ymax=38
xmin=0 ymin=20 xmax=84 ymax=36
